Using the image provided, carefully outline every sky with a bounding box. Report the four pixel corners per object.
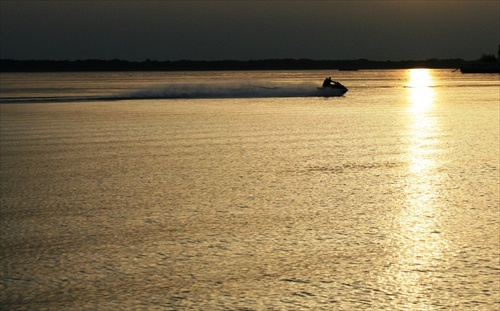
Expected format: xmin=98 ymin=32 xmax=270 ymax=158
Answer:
xmin=1 ymin=1 xmax=499 ymax=61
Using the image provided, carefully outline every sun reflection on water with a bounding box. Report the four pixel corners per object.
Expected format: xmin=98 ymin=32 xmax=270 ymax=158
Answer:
xmin=381 ymin=69 xmax=449 ymax=308
xmin=408 ymin=68 xmax=435 ymax=114
xmin=407 ymin=69 xmax=437 ymax=174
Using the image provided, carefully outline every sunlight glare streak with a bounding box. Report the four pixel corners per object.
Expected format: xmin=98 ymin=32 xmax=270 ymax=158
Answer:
xmin=379 ymin=69 xmax=448 ymax=309
xmin=408 ymin=69 xmax=435 ymax=114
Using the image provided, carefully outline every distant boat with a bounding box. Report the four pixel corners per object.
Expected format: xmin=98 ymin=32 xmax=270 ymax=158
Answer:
xmin=460 ymin=62 xmax=500 ymax=73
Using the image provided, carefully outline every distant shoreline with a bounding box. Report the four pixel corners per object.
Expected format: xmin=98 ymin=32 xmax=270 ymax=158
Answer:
xmin=0 ymin=58 xmax=466 ymax=72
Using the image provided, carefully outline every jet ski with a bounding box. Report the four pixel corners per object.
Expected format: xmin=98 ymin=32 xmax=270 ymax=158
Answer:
xmin=317 ymin=80 xmax=348 ymax=96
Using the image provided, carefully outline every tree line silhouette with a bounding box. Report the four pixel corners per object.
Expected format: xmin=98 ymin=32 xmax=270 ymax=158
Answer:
xmin=0 ymin=58 xmax=467 ymax=72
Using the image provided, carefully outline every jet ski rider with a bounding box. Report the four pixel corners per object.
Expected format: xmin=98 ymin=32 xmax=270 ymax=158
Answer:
xmin=323 ymin=77 xmax=342 ymax=88
xmin=323 ymin=77 xmax=335 ymax=87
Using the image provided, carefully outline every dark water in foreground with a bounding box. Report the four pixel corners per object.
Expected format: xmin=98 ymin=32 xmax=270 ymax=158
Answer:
xmin=1 ymin=69 xmax=499 ymax=310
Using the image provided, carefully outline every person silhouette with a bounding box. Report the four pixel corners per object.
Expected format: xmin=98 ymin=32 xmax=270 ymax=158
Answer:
xmin=322 ymin=77 xmax=333 ymax=87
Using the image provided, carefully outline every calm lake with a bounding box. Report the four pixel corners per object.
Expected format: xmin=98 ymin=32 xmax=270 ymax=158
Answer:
xmin=1 ymin=69 xmax=499 ymax=310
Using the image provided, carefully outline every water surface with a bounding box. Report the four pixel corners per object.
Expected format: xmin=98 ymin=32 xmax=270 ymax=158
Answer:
xmin=1 ymin=69 xmax=499 ymax=310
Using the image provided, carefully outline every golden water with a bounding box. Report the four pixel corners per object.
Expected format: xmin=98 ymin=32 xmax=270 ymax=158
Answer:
xmin=1 ymin=70 xmax=499 ymax=310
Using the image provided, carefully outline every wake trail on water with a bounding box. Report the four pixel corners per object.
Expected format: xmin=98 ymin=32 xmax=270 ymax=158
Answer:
xmin=0 ymin=82 xmax=338 ymax=104
xmin=123 ymin=81 xmax=324 ymax=99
